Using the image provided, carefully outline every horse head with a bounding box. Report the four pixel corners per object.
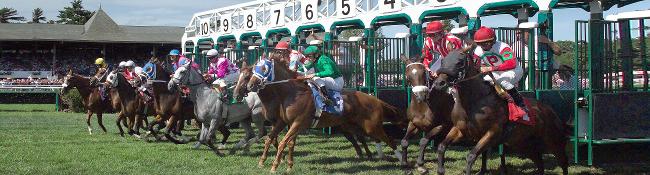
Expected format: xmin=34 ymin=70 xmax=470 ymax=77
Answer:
xmin=432 ymin=47 xmax=477 ymax=92
xmin=233 ymin=61 xmax=253 ymax=101
xmin=168 ymin=65 xmax=203 ymax=92
xmin=402 ymin=54 xmax=429 ymax=102
xmin=61 ymin=69 xmax=75 ymax=94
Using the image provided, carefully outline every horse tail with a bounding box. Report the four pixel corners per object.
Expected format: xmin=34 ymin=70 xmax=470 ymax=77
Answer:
xmin=378 ymin=100 xmax=407 ymax=127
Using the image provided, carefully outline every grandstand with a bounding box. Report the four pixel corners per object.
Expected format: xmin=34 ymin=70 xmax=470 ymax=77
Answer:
xmin=0 ymin=8 xmax=184 ymax=84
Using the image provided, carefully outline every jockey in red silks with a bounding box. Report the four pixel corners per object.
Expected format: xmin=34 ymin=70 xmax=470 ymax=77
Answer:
xmin=472 ymin=26 xmax=529 ymax=120
xmin=422 ymin=21 xmax=463 ymax=77
xmin=123 ymin=60 xmax=136 ymax=81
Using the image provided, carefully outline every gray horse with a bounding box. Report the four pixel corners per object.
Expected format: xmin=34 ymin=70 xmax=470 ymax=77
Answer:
xmin=168 ymin=65 xmax=265 ymax=155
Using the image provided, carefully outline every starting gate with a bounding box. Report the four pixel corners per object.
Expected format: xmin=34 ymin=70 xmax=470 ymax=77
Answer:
xmin=574 ymin=17 xmax=650 ymax=165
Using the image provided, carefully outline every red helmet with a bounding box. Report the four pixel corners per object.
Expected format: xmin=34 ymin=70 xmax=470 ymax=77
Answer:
xmin=275 ymin=41 xmax=290 ymax=50
xmin=473 ymin=26 xmax=495 ymax=43
xmin=426 ymin=21 xmax=443 ymax=34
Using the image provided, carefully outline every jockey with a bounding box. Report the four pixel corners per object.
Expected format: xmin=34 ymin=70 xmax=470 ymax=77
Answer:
xmin=124 ymin=60 xmax=136 ymax=82
xmin=302 ymin=46 xmax=343 ymax=105
xmin=117 ymin=61 xmax=127 ymax=71
xmin=275 ymin=41 xmax=308 ymax=74
xmin=422 ymin=21 xmax=463 ymax=77
xmin=168 ymin=49 xmax=199 ymax=72
xmin=205 ymin=49 xmax=239 ymax=99
xmin=472 ymin=26 xmax=528 ymax=118
xmin=93 ymin=57 xmax=110 ymax=100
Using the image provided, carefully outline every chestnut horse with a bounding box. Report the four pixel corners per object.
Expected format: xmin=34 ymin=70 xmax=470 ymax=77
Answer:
xmin=239 ymin=58 xmax=405 ymax=173
xmin=432 ymin=49 xmax=569 ymax=175
xmin=61 ymin=70 xmax=111 ymax=135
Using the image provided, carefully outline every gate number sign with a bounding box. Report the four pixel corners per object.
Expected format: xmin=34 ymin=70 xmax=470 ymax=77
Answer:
xmin=220 ymin=14 xmax=231 ymax=34
xmin=244 ymin=10 xmax=257 ymax=30
xmin=379 ymin=0 xmax=401 ymax=13
xmin=199 ymin=18 xmax=211 ymax=36
xmin=302 ymin=0 xmax=318 ymax=23
xmin=270 ymin=5 xmax=285 ymax=27
xmin=337 ymin=0 xmax=356 ymax=19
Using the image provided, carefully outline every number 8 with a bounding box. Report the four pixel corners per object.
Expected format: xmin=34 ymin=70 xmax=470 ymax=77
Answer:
xmin=247 ymin=14 xmax=253 ymax=28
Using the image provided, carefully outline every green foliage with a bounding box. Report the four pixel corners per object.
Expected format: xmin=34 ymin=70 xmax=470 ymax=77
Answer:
xmin=31 ymin=8 xmax=46 ymax=23
xmin=56 ymin=0 xmax=94 ymax=25
xmin=554 ymin=40 xmax=575 ymax=67
xmin=338 ymin=28 xmax=385 ymax=40
xmin=61 ymin=89 xmax=85 ymax=113
xmin=0 ymin=7 xmax=25 ymax=23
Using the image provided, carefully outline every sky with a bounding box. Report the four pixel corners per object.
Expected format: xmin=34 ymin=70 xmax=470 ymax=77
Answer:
xmin=2 ymin=0 xmax=649 ymax=41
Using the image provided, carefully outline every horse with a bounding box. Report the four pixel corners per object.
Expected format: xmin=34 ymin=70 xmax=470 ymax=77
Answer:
xmin=238 ymin=58 xmax=405 ymax=173
xmin=104 ymin=69 xmax=153 ymax=137
xmin=144 ymin=59 xmax=242 ymax=146
xmin=61 ymin=70 xmax=111 ymax=135
xmin=401 ymin=55 xmax=497 ymax=174
xmin=167 ymin=62 xmax=265 ymax=155
xmin=431 ymin=48 xmax=569 ymax=175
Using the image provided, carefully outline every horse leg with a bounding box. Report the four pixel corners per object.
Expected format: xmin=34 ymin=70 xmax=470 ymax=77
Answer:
xmin=286 ymin=136 xmax=297 ymax=172
xmin=367 ymin=122 xmax=402 ymax=163
xmin=194 ymin=122 xmax=208 ymax=149
xmin=141 ymin=116 xmax=149 ymax=130
xmin=233 ymin=119 xmax=254 ymax=153
xmin=133 ymin=114 xmax=142 ymax=137
xmin=116 ymin=112 xmax=125 ymax=137
xmin=127 ymin=114 xmax=136 ymax=136
xmin=478 ymin=151 xmax=489 ymax=175
xmin=356 ymin=134 xmax=372 ymax=159
xmin=205 ymin=119 xmax=225 ymax=156
xmin=96 ymin=113 xmax=107 ymax=133
xmin=259 ymin=121 xmax=285 ymax=168
xmin=437 ymin=127 xmax=463 ymax=175
xmin=523 ymin=144 xmax=544 ymax=175
xmin=270 ymin=122 xmax=303 ymax=173
xmin=217 ymin=124 xmax=230 ymax=149
xmin=86 ymin=111 xmax=94 ymax=135
xmin=416 ymin=125 xmax=444 ymax=174
xmin=400 ymin=122 xmax=418 ymax=168
xmin=500 ymin=147 xmax=507 ymax=175
xmin=340 ymin=128 xmax=364 ymax=159
xmin=464 ymin=128 xmax=499 ymax=175
xmin=552 ymin=144 xmax=569 ymax=175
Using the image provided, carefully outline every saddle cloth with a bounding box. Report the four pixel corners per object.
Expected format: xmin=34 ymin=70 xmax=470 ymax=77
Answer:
xmin=508 ymin=99 xmax=536 ymax=126
xmin=307 ymin=83 xmax=344 ymax=117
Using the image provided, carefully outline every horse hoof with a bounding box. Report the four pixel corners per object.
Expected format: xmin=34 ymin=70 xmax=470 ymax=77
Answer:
xmin=193 ymin=142 xmax=201 ymax=149
xmin=437 ymin=168 xmax=445 ymax=175
xmin=258 ymin=162 xmax=265 ymax=168
xmin=217 ymin=143 xmax=227 ymax=150
xmin=134 ymin=134 xmax=142 ymax=139
xmin=286 ymin=167 xmax=293 ymax=173
xmin=269 ymin=169 xmax=277 ymax=174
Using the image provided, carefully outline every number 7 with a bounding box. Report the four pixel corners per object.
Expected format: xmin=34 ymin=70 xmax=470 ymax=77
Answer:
xmin=274 ymin=10 xmax=281 ymax=25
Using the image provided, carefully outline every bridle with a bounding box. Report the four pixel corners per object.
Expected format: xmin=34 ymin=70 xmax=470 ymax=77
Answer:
xmin=405 ymin=62 xmax=431 ymax=101
xmin=171 ymin=65 xmax=204 ymax=88
xmin=251 ymin=59 xmax=294 ymax=91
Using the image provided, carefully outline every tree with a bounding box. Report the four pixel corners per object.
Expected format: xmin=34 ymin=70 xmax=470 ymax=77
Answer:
xmin=31 ymin=8 xmax=46 ymax=23
xmin=0 ymin=7 xmax=26 ymax=23
xmin=442 ymin=20 xmax=453 ymax=32
xmin=56 ymin=0 xmax=94 ymax=24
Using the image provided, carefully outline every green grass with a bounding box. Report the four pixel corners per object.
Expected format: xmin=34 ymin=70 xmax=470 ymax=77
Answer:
xmin=1 ymin=107 xmax=649 ymax=174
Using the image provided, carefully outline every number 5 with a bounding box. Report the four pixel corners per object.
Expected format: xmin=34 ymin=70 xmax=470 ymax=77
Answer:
xmin=341 ymin=0 xmax=350 ymax=15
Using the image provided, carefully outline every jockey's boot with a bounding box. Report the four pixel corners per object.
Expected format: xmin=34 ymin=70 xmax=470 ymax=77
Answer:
xmin=507 ymin=89 xmax=529 ymax=118
xmin=319 ymin=87 xmax=334 ymax=106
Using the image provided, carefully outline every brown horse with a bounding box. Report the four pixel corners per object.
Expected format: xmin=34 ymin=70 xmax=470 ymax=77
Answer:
xmin=104 ymin=69 xmax=153 ymax=137
xmin=145 ymin=59 xmax=230 ymax=145
xmin=61 ymin=70 xmax=111 ymax=135
xmin=234 ymin=61 xmax=407 ymax=160
xmin=401 ymin=56 xmax=497 ymax=174
xmin=432 ymin=49 xmax=569 ymax=175
xmin=236 ymin=58 xmax=405 ymax=173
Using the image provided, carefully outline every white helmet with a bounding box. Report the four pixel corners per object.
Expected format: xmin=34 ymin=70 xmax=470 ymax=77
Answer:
xmin=118 ymin=61 xmax=127 ymax=68
xmin=134 ymin=67 xmax=144 ymax=75
xmin=206 ymin=49 xmax=219 ymax=57
xmin=125 ymin=60 xmax=135 ymax=67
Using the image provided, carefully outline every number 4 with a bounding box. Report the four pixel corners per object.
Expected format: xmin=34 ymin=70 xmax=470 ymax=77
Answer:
xmin=384 ymin=0 xmax=395 ymax=9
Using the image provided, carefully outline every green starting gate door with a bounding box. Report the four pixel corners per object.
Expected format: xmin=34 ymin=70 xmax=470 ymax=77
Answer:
xmin=574 ymin=17 xmax=650 ymax=165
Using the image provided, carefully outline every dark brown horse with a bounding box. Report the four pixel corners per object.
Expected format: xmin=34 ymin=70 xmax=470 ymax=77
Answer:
xmin=61 ymin=70 xmax=111 ymax=135
xmin=236 ymin=58 xmax=405 ymax=173
xmin=401 ymin=56 xmax=496 ymax=174
xmin=145 ymin=59 xmax=230 ymax=145
xmin=432 ymin=49 xmax=569 ymax=175
xmin=104 ymin=70 xmax=153 ymax=137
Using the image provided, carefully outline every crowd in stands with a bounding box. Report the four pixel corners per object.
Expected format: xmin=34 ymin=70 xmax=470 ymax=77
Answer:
xmin=0 ymin=78 xmax=63 ymax=86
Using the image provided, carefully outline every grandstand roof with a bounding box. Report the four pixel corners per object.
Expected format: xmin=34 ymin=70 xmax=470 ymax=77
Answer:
xmin=0 ymin=9 xmax=183 ymax=44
